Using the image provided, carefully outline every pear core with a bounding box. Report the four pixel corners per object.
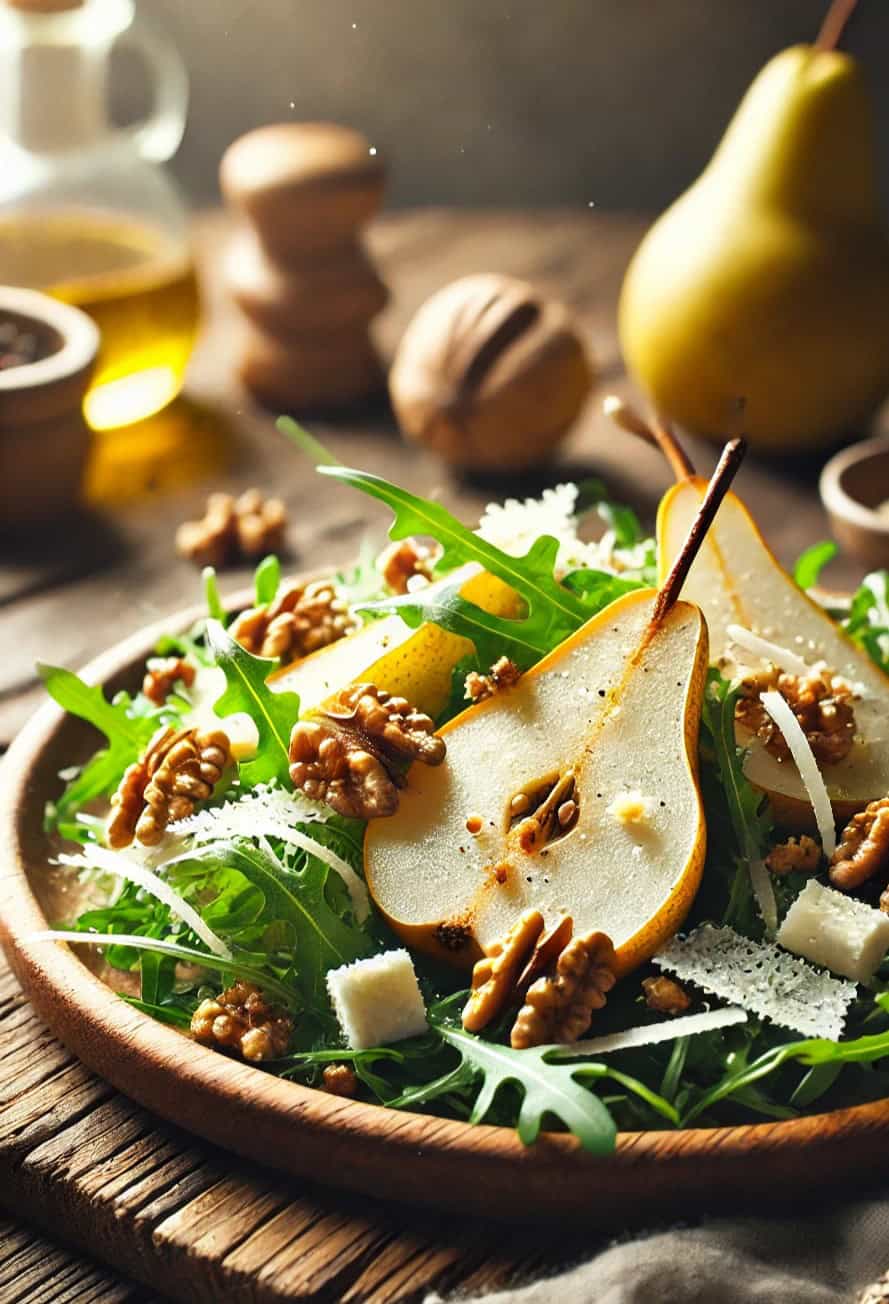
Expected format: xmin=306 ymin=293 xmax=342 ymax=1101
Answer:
xmin=364 ymin=590 xmax=708 ymax=977
xmin=658 ymin=480 xmax=889 ymax=823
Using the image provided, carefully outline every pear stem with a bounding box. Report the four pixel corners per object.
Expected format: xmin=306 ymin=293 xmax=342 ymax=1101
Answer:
xmin=651 ymin=437 xmax=746 ymax=625
xmin=602 ymin=395 xmax=696 ymax=482
xmin=815 ymin=0 xmax=858 ymax=51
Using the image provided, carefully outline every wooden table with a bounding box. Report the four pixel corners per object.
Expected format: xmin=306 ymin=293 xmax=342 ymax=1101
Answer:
xmin=0 ymin=209 xmax=880 ymax=1303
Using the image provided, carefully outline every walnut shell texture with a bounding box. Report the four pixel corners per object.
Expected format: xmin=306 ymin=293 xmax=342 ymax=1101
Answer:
xmin=389 ymin=273 xmax=595 ymax=471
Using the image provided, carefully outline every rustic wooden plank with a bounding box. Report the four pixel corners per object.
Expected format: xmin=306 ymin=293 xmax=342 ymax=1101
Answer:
xmin=0 ymin=1217 xmax=152 ymax=1303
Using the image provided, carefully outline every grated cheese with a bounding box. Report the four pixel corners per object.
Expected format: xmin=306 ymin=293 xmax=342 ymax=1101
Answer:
xmin=655 ymin=924 xmax=856 ymax=1041
xmin=726 ymin=624 xmax=811 ymax=678
xmin=759 ymin=690 xmax=837 ymax=859
xmin=170 ymin=786 xmax=369 ymax=922
xmin=554 ymin=1006 xmax=748 ymax=1058
xmin=476 ymin=483 xmax=594 ymax=575
xmin=58 ymin=847 xmax=232 ymax=959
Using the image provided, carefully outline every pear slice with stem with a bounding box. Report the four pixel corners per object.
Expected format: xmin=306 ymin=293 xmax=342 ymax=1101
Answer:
xmin=364 ymin=441 xmax=744 ymax=974
xmin=269 ymin=566 xmax=518 ymax=718
xmin=605 ymin=396 xmax=889 ymax=827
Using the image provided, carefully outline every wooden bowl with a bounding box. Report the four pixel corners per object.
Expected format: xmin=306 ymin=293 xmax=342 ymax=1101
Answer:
xmin=2 ymin=603 xmax=889 ymax=1223
xmin=0 ymin=286 xmax=99 ymax=528
xmin=820 ymin=437 xmax=889 ymax=569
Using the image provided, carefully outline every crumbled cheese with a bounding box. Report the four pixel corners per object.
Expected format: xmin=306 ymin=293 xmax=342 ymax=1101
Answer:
xmin=777 ymin=879 xmax=889 ymax=984
xmin=607 ymin=790 xmax=652 ymax=826
xmin=476 ymin=483 xmax=597 ymax=576
xmin=554 ymin=1006 xmax=748 ymax=1058
xmin=726 ymin=624 xmax=811 ymax=678
xmin=326 ymin=950 xmax=427 ymax=1049
xmin=759 ymin=690 xmax=837 ymax=859
xmin=58 ymin=847 xmax=231 ymax=959
xmin=655 ymin=924 xmax=857 ymax=1041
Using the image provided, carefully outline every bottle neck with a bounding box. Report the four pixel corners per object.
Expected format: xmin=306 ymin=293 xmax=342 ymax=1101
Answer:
xmin=0 ymin=0 xmax=132 ymax=154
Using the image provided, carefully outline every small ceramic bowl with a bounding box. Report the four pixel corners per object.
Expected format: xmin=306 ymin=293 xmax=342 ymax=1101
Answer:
xmin=820 ymin=436 xmax=889 ymax=569
xmin=0 ymin=286 xmax=99 ymax=529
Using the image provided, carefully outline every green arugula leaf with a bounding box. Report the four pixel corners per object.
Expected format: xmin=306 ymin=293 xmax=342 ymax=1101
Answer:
xmin=202 ymin=567 xmax=226 ymax=624
xmin=254 ymin=555 xmax=281 ymax=606
xmin=793 ymin=540 xmax=838 ymax=590
xmin=205 ymin=619 xmax=300 ymax=787
xmin=843 ymin=570 xmax=889 ymax=674
xmin=427 ymin=1018 xmax=618 ymax=1153
xmin=38 ymin=664 xmax=160 ymax=828
xmin=277 ymin=416 xmax=343 ymax=466
xmin=165 ymin=838 xmax=371 ymax=1015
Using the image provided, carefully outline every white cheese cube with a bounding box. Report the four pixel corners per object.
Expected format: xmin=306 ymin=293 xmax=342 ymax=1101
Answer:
xmin=326 ymin=950 xmax=428 ymax=1049
xmin=777 ymin=879 xmax=889 ymax=983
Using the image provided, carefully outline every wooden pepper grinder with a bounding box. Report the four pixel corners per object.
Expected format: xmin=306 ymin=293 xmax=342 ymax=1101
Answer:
xmin=220 ymin=123 xmax=388 ymax=412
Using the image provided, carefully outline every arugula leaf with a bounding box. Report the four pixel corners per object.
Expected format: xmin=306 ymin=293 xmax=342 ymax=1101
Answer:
xmin=254 ymin=555 xmax=281 ymax=606
xmin=424 ymin=1018 xmax=618 ymax=1153
xmin=321 ymin=465 xmax=589 ymax=628
xmin=561 ymin=567 xmax=647 ymax=610
xmin=38 ymin=664 xmax=160 ymax=828
xmin=793 ymin=540 xmax=838 ymax=590
xmin=843 ymin=570 xmax=889 ymax=674
xmin=277 ymin=416 xmax=342 ymax=466
xmin=205 ymin=620 xmax=300 ymax=787
xmin=164 ymin=838 xmax=371 ymax=1016
xmin=700 ymin=669 xmax=772 ymax=933
xmin=203 ymin=567 xmax=226 ymax=624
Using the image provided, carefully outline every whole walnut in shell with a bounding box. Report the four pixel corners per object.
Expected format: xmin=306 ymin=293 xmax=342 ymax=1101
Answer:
xmin=389 ymin=273 xmax=595 ymax=471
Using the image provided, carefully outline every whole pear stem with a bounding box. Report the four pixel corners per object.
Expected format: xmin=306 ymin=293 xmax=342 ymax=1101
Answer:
xmin=815 ymin=0 xmax=858 ymax=51
xmin=602 ymin=395 xmax=696 ymax=481
xmin=652 ymin=438 xmax=746 ymax=625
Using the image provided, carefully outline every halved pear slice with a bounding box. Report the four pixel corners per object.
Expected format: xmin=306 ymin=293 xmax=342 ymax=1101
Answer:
xmin=269 ymin=566 xmax=518 ymax=718
xmin=365 ymin=588 xmax=709 ymax=975
xmin=658 ymin=478 xmax=889 ymax=824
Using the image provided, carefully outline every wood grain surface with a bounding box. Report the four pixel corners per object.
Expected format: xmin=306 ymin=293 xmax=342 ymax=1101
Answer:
xmin=2 ymin=208 xmax=886 ymax=1300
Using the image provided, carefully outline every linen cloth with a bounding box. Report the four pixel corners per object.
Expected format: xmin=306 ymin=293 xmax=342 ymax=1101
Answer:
xmin=434 ymin=1195 xmax=889 ymax=1303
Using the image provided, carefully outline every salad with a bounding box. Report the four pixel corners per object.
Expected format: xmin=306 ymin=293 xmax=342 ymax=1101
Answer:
xmin=30 ymin=415 xmax=889 ymax=1156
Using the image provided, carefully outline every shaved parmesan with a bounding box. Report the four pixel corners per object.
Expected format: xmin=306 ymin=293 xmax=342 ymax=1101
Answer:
xmin=169 ymin=786 xmax=369 ymax=922
xmin=554 ymin=1006 xmax=748 ymax=1058
xmin=727 ymin=625 xmax=811 ymax=677
xmin=749 ymin=856 xmax=778 ymax=937
xmin=26 ymin=929 xmax=225 ymax=964
xmin=655 ymin=925 xmax=856 ymax=1041
xmin=59 ymin=847 xmax=232 ymax=959
xmin=760 ymin=690 xmax=836 ymax=859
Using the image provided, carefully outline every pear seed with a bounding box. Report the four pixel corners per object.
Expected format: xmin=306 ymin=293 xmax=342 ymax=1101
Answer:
xmin=557 ymin=800 xmax=577 ymax=827
xmin=510 ymin=793 xmax=531 ymax=816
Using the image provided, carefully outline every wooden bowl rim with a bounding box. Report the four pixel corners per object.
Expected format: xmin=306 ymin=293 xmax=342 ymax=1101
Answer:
xmin=3 ymin=594 xmax=889 ymax=1219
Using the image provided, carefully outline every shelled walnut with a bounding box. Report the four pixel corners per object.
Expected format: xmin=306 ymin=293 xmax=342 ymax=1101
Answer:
xmin=512 ymin=930 xmax=616 ymax=1049
xmin=230 ymin=578 xmax=355 ymax=661
xmin=464 ymin=656 xmax=522 ymax=703
xmin=378 ymin=537 xmax=437 ymax=594
xmin=830 ymin=797 xmax=889 ymax=894
xmin=462 ymin=912 xmax=614 ymax=1048
xmin=190 ymin=980 xmax=292 ymax=1062
xmin=765 ymin=834 xmax=821 ymax=876
xmin=176 ymin=488 xmax=288 ymax=568
xmin=107 ymin=725 xmax=231 ymax=848
xmin=642 ymin=976 xmax=691 ymax=1016
xmin=289 ymin=683 xmax=446 ymax=819
xmin=142 ymin=656 xmax=196 ymax=705
xmin=322 ymin=1063 xmax=359 ymax=1097
xmin=735 ymin=664 xmax=856 ymax=766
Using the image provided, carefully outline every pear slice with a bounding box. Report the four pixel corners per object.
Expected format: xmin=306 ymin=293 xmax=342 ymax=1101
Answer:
xmin=657 ymin=476 xmax=889 ymax=825
xmin=365 ymin=589 xmax=709 ymax=974
xmin=269 ymin=565 xmax=518 ymax=718
xmin=364 ymin=442 xmax=745 ymax=974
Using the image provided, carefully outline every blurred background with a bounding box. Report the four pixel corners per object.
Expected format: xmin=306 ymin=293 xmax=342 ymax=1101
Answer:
xmin=135 ymin=0 xmax=889 ymax=210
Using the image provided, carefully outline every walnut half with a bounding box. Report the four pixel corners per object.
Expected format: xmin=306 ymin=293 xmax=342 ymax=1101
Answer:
xmin=511 ymin=930 xmax=616 ymax=1050
xmin=107 ymin=725 xmax=231 ymax=848
xmin=830 ymin=798 xmax=889 ymax=893
xmin=289 ymin=683 xmax=446 ymax=819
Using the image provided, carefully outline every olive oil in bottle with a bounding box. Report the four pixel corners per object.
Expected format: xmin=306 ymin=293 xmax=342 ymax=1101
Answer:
xmin=0 ymin=210 xmax=200 ymax=430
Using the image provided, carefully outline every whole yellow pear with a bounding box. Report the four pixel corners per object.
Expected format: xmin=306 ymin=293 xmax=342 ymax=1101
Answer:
xmin=619 ymin=45 xmax=889 ymax=452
